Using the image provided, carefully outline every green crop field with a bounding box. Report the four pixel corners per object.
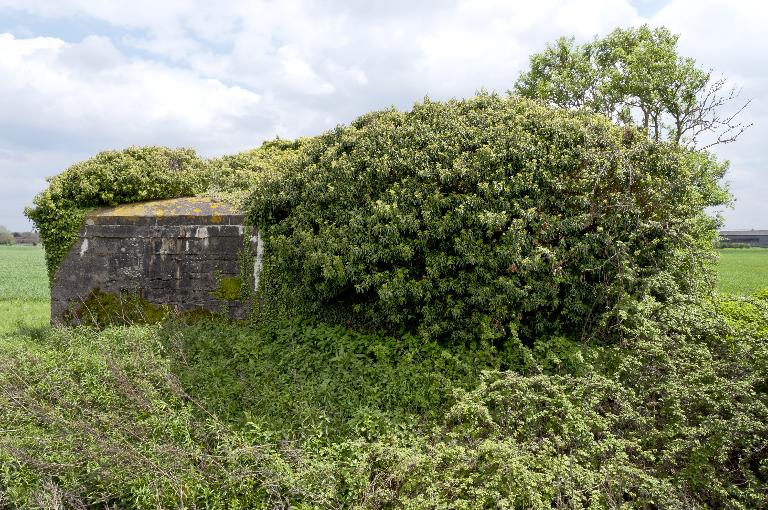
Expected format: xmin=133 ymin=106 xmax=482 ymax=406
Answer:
xmin=0 ymin=245 xmax=49 ymax=332
xmin=716 ymin=248 xmax=768 ymax=296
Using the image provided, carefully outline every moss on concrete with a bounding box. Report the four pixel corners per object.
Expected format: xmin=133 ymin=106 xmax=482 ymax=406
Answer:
xmin=212 ymin=277 xmax=243 ymax=301
xmin=68 ymin=288 xmax=170 ymax=327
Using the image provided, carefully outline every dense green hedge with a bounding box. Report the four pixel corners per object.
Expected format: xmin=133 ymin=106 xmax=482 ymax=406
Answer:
xmin=25 ymin=147 xmax=209 ymax=282
xmin=25 ymin=140 xmax=307 ymax=283
xmin=26 ymin=95 xmax=728 ymax=346
xmin=248 ymin=94 xmax=728 ymax=344
xmin=11 ymin=93 xmax=766 ymax=508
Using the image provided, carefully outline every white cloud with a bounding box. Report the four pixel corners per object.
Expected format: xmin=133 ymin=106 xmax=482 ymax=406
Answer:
xmin=0 ymin=32 xmax=270 ymax=150
xmin=276 ymin=45 xmax=336 ymax=95
xmin=649 ymin=0 xmax=768 ymax=229
xmin=58 ymin=35 xmax=124 ymax=70
xmin=0 ymin=148 xmax=82 ymax=230
xmin=0 ymin=0 xmax=766 ymax=231
xmin=0 ymin=30 xmax=276 ymax=229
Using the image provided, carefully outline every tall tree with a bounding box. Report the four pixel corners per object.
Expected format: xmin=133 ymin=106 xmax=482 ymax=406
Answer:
xmin=0 ymin=226 xmax=14 ymax=245
xmin=515 ymin=25 xmax=751 ymax=149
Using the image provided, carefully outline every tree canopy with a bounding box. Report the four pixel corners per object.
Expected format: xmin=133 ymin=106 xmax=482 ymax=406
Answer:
xmin=0 ymin=225 xmax=14 ymax=245
xmin=514 ymin=25 xmax=751 ymax=149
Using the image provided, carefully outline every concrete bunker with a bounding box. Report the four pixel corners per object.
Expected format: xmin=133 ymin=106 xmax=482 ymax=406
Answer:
xmin=51 ymin=197 xmax=260 ymax=324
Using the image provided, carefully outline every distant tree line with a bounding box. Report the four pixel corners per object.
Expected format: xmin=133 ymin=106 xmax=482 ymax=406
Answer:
xmin=0 ymin=225 xmax=14 ymax=245
xmin=0 ymin=226 xmax=39 ymax=245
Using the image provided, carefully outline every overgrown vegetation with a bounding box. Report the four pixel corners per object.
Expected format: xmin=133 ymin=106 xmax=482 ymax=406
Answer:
xmin=11 ymin=23 xmax=767 ymax=508
xmin=248 ymin=95 xmax=727 ymax=344
xmin=65 ymin=288 xmax=171 ymax=327
xmin=25 ymin=96 xmax=730 ymax=347
xmin=1 ymin=293 xmax=766 ymax=508
xmin=25 ymin=147 xmax=208 ymax=282
xmin=24 ymin=140 xmax=307 ymax=283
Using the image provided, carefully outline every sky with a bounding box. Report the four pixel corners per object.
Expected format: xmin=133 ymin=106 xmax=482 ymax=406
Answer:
xmin=0 ymin=0 xmax=765 ymax=232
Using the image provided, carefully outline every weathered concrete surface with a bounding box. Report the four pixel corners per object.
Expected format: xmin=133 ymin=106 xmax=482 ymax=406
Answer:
xmin=51 ymin=197 xmax=253 ymax=324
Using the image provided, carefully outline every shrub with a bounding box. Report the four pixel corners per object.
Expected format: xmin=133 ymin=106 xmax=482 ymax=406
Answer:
xmin=206 ymin=138 xmax=309 ymax=203
xmin=375 ymin=332 xmax=768 ymax=509
xmin=0 ymin=325 xmax=283 ymax=508
xmin=24 ymin=95 xmax=729 ymax=345
xmin=163 ymin=318 xmax=507 ymax=442
xmin=25 ymin=147 xmax=209 ymax=282
xmin=24 ymin=141 xmax=307 ymax=284
xmin=2 ymin=303 xmax=766 ymax=508
xmin=247 ymin=94 xmax=728 ymax=344
xmin=719 ymin=291 xmax=768 ymax=339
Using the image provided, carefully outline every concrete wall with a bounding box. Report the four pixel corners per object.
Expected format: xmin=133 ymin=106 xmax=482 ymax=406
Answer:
xmin=51 ymin=199 xmax=254 ymax=324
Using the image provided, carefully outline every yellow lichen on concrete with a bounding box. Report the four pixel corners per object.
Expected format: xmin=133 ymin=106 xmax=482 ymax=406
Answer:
xmin=93 ymin=197 xmax=241 ymax=218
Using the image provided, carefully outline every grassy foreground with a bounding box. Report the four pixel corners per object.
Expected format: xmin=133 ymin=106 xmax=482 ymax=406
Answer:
xmin=717 ymin=248 xmax=768 ymax=295
xmin=1 ymin=303 xmax=767 ymax=508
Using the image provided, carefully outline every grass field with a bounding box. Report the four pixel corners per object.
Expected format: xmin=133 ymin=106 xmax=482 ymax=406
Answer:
xmin=0 ymin=246 xmax=765 ymax=334
xmin=716 ymin=247 xmax=768 ymax=295
xmin=0 ymin=245 xmax=49 ymax=332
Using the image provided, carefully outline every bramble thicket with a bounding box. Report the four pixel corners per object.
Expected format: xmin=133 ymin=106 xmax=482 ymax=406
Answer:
xmin=3 ymin=93 xmax=766 ymax=508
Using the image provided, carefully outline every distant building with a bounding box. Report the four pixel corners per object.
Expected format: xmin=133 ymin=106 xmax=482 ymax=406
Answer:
xmin=720 ymin=230 xmax=768 ymax=247
xmin=12 ymin=231 xmax=40 ymax=246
